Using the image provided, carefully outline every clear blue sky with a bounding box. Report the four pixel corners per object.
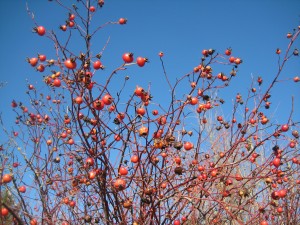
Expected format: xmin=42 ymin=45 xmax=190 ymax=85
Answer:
xmin=0 ymin=0 xmax=299 ymax=129
xmin=0 ymin=1 xmax=299 ymax=223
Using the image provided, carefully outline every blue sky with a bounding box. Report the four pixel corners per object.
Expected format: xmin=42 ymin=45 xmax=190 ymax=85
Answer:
xmin=0 ymin=0 xmax=299 ymax=131
xmin=0 ymin=1 xmax=299 ymax=223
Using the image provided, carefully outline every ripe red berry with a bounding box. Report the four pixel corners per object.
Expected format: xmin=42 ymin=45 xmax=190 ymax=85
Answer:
xmin=273 ymin=158 xmax=281 ymax=168
xmin=119 ymin=18 xmax=127 ymax=25
xmin=53 ymin=78 xmax=61 ymax=87
xmin=202 ymin=49 xmax=209 ymax=56
xmin=136 ymin=57 xmax=148 ymax=67
xmin=174 ymin=220 xmax=180 ymax=225
xmin=28 ymin=57 xmax=38 ymax=67
xmin=229 ymin=56 xmax=235 ymax=63
xmin=89 ymin=6 xmax=96 ymax=12
xmin=287 ymin=33 xmax=292 ymax=38
xmin=225 ymin=48 xmax=232 ymax=56
xmin=1 ymin=208 xmax=9 ymax=217
xmin=36 ymin=26 xmax=46 ymax=36
xmin=260 ymin=221 xmax=268 ymax=225
xmin=122 ymin=53 xmax=134 ymax=63
xmin=281 ymin=124 xmax=289 ymax=132
xmin=93 ymin=60 xmax=103 ymax=70
xmin=60 ymin=25 xmax=67 ymax=31
xmin=69 ymin=14 xmax=75 ymax=21
xmin=38 ymin=54 xmax=46 ymax=62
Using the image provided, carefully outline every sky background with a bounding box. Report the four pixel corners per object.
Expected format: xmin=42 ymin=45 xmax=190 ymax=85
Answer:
xmin=0 ymin=1 xmax=299 ymax=221
xmin=0 ymin=0 xmax=299 ymax=131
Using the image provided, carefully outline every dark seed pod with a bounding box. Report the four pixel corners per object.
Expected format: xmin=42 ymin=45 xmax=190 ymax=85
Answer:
xmin=113 ymin=118 xmax=121 ymax=125
xmin=76 ymin=155 xmax=83 ymax=163
xmin=84 ymin=215 xmax=92 ymax=223
xmin=292 ymin=130 xmax=299 ymax=138
xmin=203 ymin=95 xmax=210 ymax=101
xmin=46 ymin=179 xmax=53 ymax=185
xmin=54 ymin=157 xmax=60 ymax=163
xmin=208 ymin=49 xmax=215 ymax=55
xmin=141 ymin=197 xmax=150 ymax=204
xmin=175 ymin=166 xmax=183 ymax=175
xmin=272 ymin=145 xmax=279 ymax=152
xmin=174 ymin=141 xmax=183 ymax=150
xmin=123 ymin=200 xmax=132 ymax=208
xmin=144 ymin=188 xmax=153 ymax=196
